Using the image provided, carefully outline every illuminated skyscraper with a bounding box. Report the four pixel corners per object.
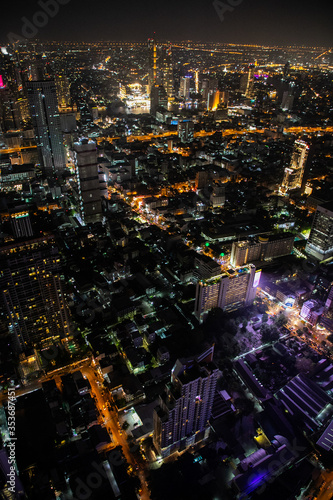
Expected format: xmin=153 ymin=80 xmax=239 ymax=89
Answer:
xmin=194 ymin=265 xmax=260 ymax=322
xmin=179 ymin=76 xmax=191 ymax=99
xmin=9 ymin=210 xmax=33 ymax=239
xmin=148 ymin=39 xmax=173 ymax=101
xmin=148 ymin=38 xmax=158 ymax=92
xmin=55 ymin=74 xmax=71 ymax=109
xmin=74 ymin=139 xmax=103 ymax=224
xmin=305 ymin=202 xmax=333 ymax=261
xmin=0 ymin=236 xmax=71 ymax=352
xmin=280 ymin=140 xmax=309 ymax=194
xmin=201 ymin=78 xmax=210 ymax=100
xmin=154 ymin=347 xmax=218 ymax=458
xmin=160 ymin=46 xmax=173 ymax=99
xmin=194 ymin=70 xmax=199 ymax=94
xmin=150 ymin=84 xmax=168 ymax=115
xmin=207 ymin=90 xmax=229 ymax=111
xmin=27 ymin=80 xmax=66 ymax=176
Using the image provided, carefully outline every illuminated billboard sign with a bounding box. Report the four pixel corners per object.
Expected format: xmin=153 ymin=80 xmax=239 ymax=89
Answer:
xmin=285 ymin=296 xmax=295 ymax=308
xmin=253 ymin=270 xmax=262 ymax=288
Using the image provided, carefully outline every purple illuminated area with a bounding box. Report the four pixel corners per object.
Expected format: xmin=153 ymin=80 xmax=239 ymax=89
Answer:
xmin=0 ymin=75 xmax=5 ymax=88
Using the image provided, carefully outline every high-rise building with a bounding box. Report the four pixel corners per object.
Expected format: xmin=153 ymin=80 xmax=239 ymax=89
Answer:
xmin=148 ymin=39 xmax=173 ymax=99
xmin=17 ymin=96 xmax=30 ymax=126
xmin=300 ymin=300 xmax=324 ymax=326
xmin=29 ymin=55 xmax=46 ymax=81
xmin=179 ymin=76 xmax=191 ymax=100
xmin=210 ymin=185 xmax=226 ymax=208
xmin=194 ymin=265 xmax=260 ymax=321
xmin=240 ymin=66 xmax=255 ymax=98
xmin=305 ymin=201 xmax=333 ymax=261
xmin=0 ymin=88 xmax=22 ymax=131
xmin=207 ymin=90 xmax=229 ymax=111
xmin=231 ymin=241 xmax=262 ymax=267
xmin=230 ymin=234 xmax=295 ymax=267
xmin=201 ymin=78 xmax=210 ymax=101
xmin=280 ymin=140 xmax=309 ymax=194
xmin=9 ymin=210 xmax=33 ymax=239
xmin=150 ymin=84 xmax=168 ymax=115
xmin=160 ymin=46 xmax=173 ymax=99
xmin=283 ymin=62 xmax=290 ymax=78
xmin=177 ymin=120 xmax=194 ymax=143
xmin=148 ymin=38 xmax=158 ymax=92
xmin=154 ymin=347 xmax=218 ymax=458
xmin=195 ymin=170 xmax=209 ymax=190
xmin=0 ymin=235 xmax=71 ymax=352
xmin=194 ymin=70 xmax=199 ymax=94
xmin=74 ymin=139 xmax=103 ymax=224
xmin=27 ymin=80 xmax=66 ymax=176
xmin=55 ymin=74 xmax=71 ymax=109
xmin=281 ymin=90 xmax=294 ymax=111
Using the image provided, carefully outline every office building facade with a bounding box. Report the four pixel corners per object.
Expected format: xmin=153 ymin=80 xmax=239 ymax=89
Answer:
xmin=179 ymin=76 xmax=191 ymax=100
xmin=0 ymin=236 xmax=71 ymax=352
xmin=74 ymin=139 xmax=103 ymax=224
xmin=27 ymin=80 xmax=66 ymax=176
xmin=305 ymin=202 xmax=333 ymax=261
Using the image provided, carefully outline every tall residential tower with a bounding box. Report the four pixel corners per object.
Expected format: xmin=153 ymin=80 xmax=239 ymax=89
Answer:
xmin=154 ymin=347 xmax=218 ymax=458
xmin=305 ymin=202 xmax=333 ymax=261
xmin=27 ymin=80 xmax=66 ymax=176
xmin=0 ymin=235 xmax=71 ymax=352
xmin=280 ymin=140 xmax=309 ymax=194
xmin=74 ymin=139 xmax=103 ymax=224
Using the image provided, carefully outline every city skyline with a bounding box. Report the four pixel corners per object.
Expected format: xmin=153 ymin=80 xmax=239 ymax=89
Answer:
xmin=1 ymin=15 xmax=333 ymax=500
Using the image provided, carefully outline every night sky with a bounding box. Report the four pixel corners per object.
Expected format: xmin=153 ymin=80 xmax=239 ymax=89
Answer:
xmin=2 ymin=0 xmax=333 ymax=46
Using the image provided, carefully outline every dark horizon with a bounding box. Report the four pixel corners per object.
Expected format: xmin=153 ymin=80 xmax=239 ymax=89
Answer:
xmin=2 ymin=0 xmax=333 ymax=47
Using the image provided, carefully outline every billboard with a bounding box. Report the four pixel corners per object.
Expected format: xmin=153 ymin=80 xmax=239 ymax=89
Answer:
xmin=253 ymin=270 xmax=262 ymax=288
xmin=285 ymin=296 xmax=296 ymax=308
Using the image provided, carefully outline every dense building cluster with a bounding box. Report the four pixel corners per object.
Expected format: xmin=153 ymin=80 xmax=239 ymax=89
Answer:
xmin=0 ymin=39 xmax=333 ymax=499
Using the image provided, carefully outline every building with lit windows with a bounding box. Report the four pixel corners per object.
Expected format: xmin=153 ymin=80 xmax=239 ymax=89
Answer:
xmin=148 ymin=38 xmax=173 ymax=99
xmin=300 ymin=300 xmax=324 ymax=326
xmin=160 ymin=46 xmax=173 ymax=99
xmin=27 ymin=80 xmax=66 ymax=176
xmin=153 ymin=347 xmax=218 ymax=458
xmin=150 ymin=84 xmax=168 ymax=115
xmin=280 ymin=140 xmax=309 ymax=194
xmin=0 ymin=235 xmax=70 ymax=352
xmin=177 ymin=120 xmax=194 ymax=143
xmin=148 ymin=38 xmax=158 ymax=92
xmin=230 ymin=234 xmax=295 ymax=267
xmin=179 ymin=76 xmax=191 ymax=100
xmin=74 ymin=139 xmax=103 ymax=224
xmin=10 ymin=210 xmax=33 ymax=239
xmin=194 ymin=265 xmax=260 ymax=322
xmin=55 ymin=74 xmax=71 ymax=109
xmin=305 ymin=201 xmax=333 ymax=261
